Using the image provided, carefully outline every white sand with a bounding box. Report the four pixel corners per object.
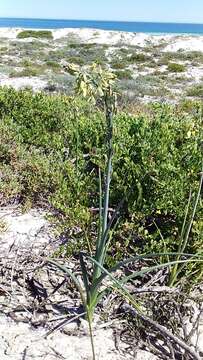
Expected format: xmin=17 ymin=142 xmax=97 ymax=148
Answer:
xmin=0 ymin=27 xmax=22 ymax=38
xmin=0 ymin=206 xmax=158 ymax=360
xmin=0 ymin=76 xmax=47 ymax=91
xmin=0 ymin=206 xmax=53 ymax=256
xmin=164 ymin=36 xmax=203 ymax=52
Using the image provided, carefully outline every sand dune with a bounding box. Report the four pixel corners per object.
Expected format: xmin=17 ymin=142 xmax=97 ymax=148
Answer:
xmin=1 ymin=27 xmax=203 ymax=51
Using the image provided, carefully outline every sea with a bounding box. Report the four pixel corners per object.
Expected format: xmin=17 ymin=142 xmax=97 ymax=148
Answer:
xmin=0 ymin=18 xmax=203 ymax=35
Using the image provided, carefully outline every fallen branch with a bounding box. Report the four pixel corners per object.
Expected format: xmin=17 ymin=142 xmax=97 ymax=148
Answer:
xmin=122 ymin=303 xmax=202 ymax=360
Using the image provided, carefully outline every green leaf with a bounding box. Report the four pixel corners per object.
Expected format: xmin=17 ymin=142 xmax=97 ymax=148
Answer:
xmin=47 ymin=258 xmax=86 ymax=305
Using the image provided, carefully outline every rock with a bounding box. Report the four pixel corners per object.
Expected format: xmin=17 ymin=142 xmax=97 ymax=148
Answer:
xmin=63 ymin=321 xmax=79 ymax=334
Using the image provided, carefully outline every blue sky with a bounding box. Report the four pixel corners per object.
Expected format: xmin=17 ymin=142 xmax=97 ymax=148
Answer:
xmin=1 ymin=0 xmax=203 ymax=23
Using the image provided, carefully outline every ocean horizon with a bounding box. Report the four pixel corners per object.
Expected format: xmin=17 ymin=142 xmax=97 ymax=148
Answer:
xmin=1 ymin=17 xmax=203 ymax=34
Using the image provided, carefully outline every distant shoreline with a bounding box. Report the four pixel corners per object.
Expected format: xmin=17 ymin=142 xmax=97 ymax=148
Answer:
xmin=2 ymin=17 xmax=203 ymax=25
xmin=1 ymin=17 xmax=203 ymax=35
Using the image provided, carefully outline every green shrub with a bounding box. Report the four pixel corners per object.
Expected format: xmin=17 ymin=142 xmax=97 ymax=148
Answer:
xmin=68 ymin=43 xmax=80 ymax=49
xmin=94 ymin=58 xmax=106 ymax=66
xmin=0 ymin=46 xmax=8 ymax=54
xmin=0 ymin=88 xmax=202 ymax=258
xmin=46 ymin=60 xmax=61 ymax=69
xmin=17 ymin=30 xmax=53 ymax=39
xmin=186 ymin=83 xmax=203 ymax=97
xmin=69 ymin=43 xmax=96 ymax=49
xmin=20 ymin=59 xmax=34 ymax=67
xmin=77 ymin=46 xmax=107 ymax=65
xmin=9 ymin=67 xmax=41 ymax=77
xmin=110 ymin=61 xmax=126 ymax=70
xmin=160 ymin=51 xmax=203 ymax=65
xmin=48 ymin=73 xmax=75 ymax=93
xmin=67 ymin=56 xmax=85 ymax=66
xmin=113 ymin=69 xmax=133 ymax=80
xmin=127 ymin=53 xmax=149 ymax=63
xmin=47 ymin=49 xmax=69 ymax=62
xmin=44 ymin=60 xmax=62 ymax=73
xmin=167 ymin=62 xmax=186 ymax=73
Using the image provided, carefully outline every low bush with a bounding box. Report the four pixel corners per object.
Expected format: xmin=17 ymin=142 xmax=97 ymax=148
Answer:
xmin=113 ymin=69 xmax=133 ymax=79
xmin=0 ymin=46 xmax=8 ymax=54
xmin=186 ymin=83 xmax=203 ymax=97
xmin=0 ymin=88 xmax=202 ymax=263
xmin=110 ymin=60 xmax=127 ymax=70
xmin=17 ymin=30 xmax=53 ymax=39
xmin=20 ymin=59 xmax=35 ymax=67
xmin=47 ymin=49 xmax=69 ymax=62
xmin=69 ymin=42 xmax=96 ymax=49
xmin=46 ymin=60 xmax=61 ymax=69
xmin=67 ymin=56 xmax=85 ymax=66
xmin=127 ymin=52 xmax=150 ymax=63
xmin=77 ymin=46 xmax=107 ymax=65
xmin=48 ymin=73 xmax=75 ymax=93
xmin=46 ymin=60 xmax=61 ymax=68
xmin=9 ymin=67 xmax=42 ymax=77
xmin=168 ymin=62 xmax=186 ymax=73
xmin=160 ymin=50 xmax=203 ymax=64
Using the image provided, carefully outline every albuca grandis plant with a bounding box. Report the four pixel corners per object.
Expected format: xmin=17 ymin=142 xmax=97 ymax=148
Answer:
xmin=48 ymin=64 xmax=203 ymax=360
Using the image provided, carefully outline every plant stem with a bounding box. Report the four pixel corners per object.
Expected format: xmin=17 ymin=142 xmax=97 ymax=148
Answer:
xmin=102 ymin=93 xmax=113 ymax=239
xmin=87 ymin=310 xmax=96 ymax=360
xmin=93 ymin=90 xmax=114 ymax=285
xmin=74 ymin=106 xmax=79 ymax=195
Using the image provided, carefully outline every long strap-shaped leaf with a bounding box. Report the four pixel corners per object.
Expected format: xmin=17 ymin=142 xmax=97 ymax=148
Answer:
xmin=169 ymin=164 xmax=203 ymax=286
xmin=47 ymin=259 xmax=86 ymax=306
xmin=79 ymin=253 xmax=90 ymax=299
xmin=93 ymin=197 xmax=125 ymax=281
xmin=88 ymin=252 xmax=202 ymax=294
xmin=86 ymin=256 xmax=202 ymax=360
xmin=120 ymin=258 xmax=203 ymax=285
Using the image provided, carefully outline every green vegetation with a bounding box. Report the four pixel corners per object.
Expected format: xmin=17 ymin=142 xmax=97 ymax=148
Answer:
xmin=168 ymin=62 xmax=186 ymax=73
xmin=67 ymin=56 xmax=85 ymax=66
xmin=45 ymin=44 xmax=107 ymax=67
xmin=20 ymin=59 xmax=36 ymax=67
xmin=110 ymin=60 xmax=127 ymax=69
xmin=0 ymin=62 xmax=202 ymax=358
xmin=46 ymin=60 xmax=61 ymax=69
xmin=186 ymin=83 xmax=203 ymax=97
xmin=47 ymin=73 xmax=74 ymax=93
xmin=113 ymin=69 xmax=133 ymax=79
xmin=9 ymin=67 xmax=42 ymax=77
xmin=1 ymin=35 xmax=203 ymax=101
xmin=0 ymin=46 xmax=8 ymax=54
xmin=47 ymin=66 xmax=203 ymax=360
xmin=119 ymin=76 xmax=170 ymax=99
xmin=127 ymin=52 xmax=150 ymax=63
xmin=69 ymin=42 xmax=96 ymax=49
xmin=17 ymin=30 xmax=53 ymax=39
xmin=160 ymin=50 xmax=203 ymax=65
xmin=0 ymin=86 xmax=202 ymax=265
xmin=0 ymin=31 xmax=203 ymax=357
xmin=110 ymin=50 xmax=151 ymax=68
